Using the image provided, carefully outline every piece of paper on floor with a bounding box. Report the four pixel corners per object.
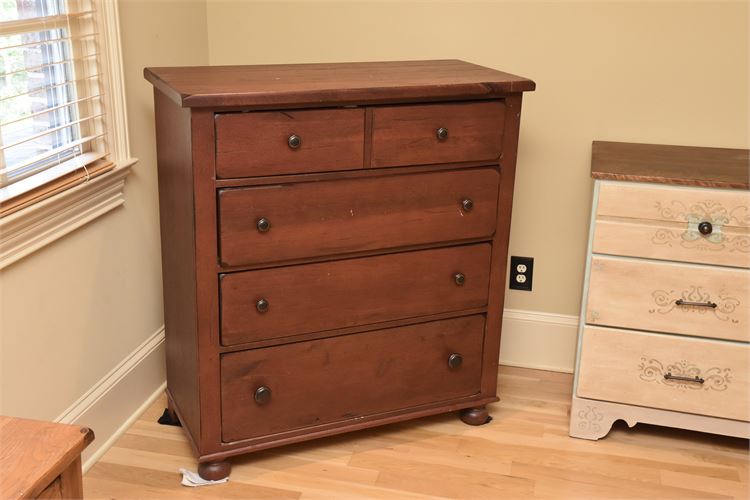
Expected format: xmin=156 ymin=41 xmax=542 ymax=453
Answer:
xmin=179 ymin=468 xmax=229 ymax=487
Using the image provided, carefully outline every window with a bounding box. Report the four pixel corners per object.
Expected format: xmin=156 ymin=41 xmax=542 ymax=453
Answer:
xmin=0 ymin=0 xmax=114 ymax=216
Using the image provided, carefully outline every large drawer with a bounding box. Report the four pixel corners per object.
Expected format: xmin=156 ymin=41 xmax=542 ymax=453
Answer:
xmin=577 ymin=326 xmax=750 ymax=421
xmin=370 ymin=102 xmax=505 ymax=168
xmin=586 ymin=256 xmax=749 ymax=342
xmin=218 ymin=168 xmax=499 ymax=267
xmin=221 ymin=315 xmax=485 ymax=442
xmin=220 ymin=244 xmax=491 ymax=346
xmin=593 ymin=181 xmax=750 ymax=268
xmin=215 ymin=108 xmax=365 ymax=178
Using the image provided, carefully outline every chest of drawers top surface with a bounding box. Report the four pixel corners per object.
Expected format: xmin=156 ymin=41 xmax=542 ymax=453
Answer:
xmin=591 ymin=141 xmax=750 ymax=189
xmin=144 ymin=59 xmax=535 ymax=108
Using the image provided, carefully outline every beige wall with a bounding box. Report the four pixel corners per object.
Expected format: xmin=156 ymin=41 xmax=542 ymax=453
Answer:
xmin=206 ymin=0 xmax=749 ymax=315
xmin=0 ymin=0 xmax=747 ymax=434
xmin=0 ymin=0 xmax=208 ymax=426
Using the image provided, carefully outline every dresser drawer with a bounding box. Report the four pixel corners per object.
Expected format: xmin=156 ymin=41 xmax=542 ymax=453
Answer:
xmin=586 ymin=256 xmax=749 ymax=342
xmin=594 ymin=182 xmax=750 ymax=267
xmin=220 ymin=244 xmax=490 ymax=346
xmin=221 ymin=315 xmax=485 ymax=442
xmin=577 ymin=326 xmax=750 ymax=421
xmin=370 ymin=102 xmax=505 ymax=168
xmin=218 ymin=168 xmax=499 ymax=267
xmin=215 ymin=108 xmax=365 ymax=178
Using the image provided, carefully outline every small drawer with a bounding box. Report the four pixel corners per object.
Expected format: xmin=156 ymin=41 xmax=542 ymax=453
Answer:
xmin=586 ymin=256 xmax=749 ymax=342
xmin=594 ymin=181 xmax=750 ymax=268
xmin=221 ymin=315 xmax=485 ymax=442
xmin=215 ymin=108 xmax=365 ymax=178
xmin=577 ymin=326 xmax=750 ymax=421
xmin=370 ymin=102 xmax=505 ymax=168
xmin=218 ymin=167 xmax=499 ymax=267
xmin=220 ymin=244 xmax=491 ymax=346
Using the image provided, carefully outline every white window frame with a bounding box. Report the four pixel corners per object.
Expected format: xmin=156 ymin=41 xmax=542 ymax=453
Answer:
xmin=0 ymin=0 xmax=136 ymax=270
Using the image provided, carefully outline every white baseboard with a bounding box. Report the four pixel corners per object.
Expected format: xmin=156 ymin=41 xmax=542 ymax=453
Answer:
xmin=499 ymin=308 xmax=579 ymax=373
xmin=82 ymin=381 xmax=166 ymax=473
xmin=55 ymin=325 xmax=166 ymax=471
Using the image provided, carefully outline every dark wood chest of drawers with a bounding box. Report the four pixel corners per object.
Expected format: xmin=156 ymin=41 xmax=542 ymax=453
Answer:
xmin=145 ymin=60 xmax=534 ymax=479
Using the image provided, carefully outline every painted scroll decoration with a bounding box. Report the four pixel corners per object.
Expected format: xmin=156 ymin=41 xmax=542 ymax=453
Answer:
xmin=576 ymin=405 xmax=604 ymax=432
xmin=651 ymin=200 xmax=749 ymax=252
xmin=638 ymin=357 xmax=731 ymax=391
xmin=649 ymin=286 xmax=741 ymax=323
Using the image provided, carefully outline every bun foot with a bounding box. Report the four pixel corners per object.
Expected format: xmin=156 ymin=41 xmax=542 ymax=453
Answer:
xmin=460 ymin=406 xmax=492 ymax=426
xmin=198 ymin=460 xmax=231 ymax=481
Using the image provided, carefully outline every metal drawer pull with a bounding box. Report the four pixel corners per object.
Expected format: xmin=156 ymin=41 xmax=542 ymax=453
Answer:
xmin=675 ymin=299 xmax=717 ymax=308
xmin=254 ymin=386 xmax=272 ymax=404
xmin=664 ymin=372 xmax=705 ymax=384
xmin=256 ymin=217 xmax=271 ymax=232
xmin=454 ymin=273 xmax=465 ymax=286
xmin=288 ymin=134 xmax=301 ymax=149
xmin=698 ymin=221 xmax=713 ymax=235
xmin=256 ymin=299 xmax=269 ymax=313
xmin=436 ymin=127 xmax=448 ymax=140
xmin=448 ymin=353 xmax=463 ymax=369
xmin=461 ymin=198 xmax=474 ymax=211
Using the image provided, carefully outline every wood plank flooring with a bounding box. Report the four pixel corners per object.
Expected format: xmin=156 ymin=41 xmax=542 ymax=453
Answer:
xmin=84 ymin=366 xmax=749 ymax=498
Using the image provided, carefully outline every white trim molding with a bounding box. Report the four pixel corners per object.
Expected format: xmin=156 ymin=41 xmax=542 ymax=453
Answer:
xmin=0 ymin=160 xmax=135 ymax=269
xmin=54 ymin=325 xmax=166 ymax=472
xmin=0 ymin=0 xmax=135 ymax=269
xmin=499 ymin=308 xmax=580 ymax=373
xmin=96 ymin=0 xmax=131 ymax=160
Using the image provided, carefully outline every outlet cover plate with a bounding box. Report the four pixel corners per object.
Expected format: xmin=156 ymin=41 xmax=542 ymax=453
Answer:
xmin=509 ymin=256 xmax=533 ymax=291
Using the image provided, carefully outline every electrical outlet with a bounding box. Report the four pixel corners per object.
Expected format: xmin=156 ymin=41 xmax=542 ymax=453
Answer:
xmin=509 ymin=256 xmax=533 ymax=291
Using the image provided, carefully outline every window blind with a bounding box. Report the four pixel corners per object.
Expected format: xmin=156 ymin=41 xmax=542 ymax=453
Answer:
xmin=0 ymin=0 xmax=113 ymax=217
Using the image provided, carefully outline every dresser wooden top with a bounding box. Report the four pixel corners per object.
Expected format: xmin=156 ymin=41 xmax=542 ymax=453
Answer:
xmin=0 ymin=416 xmax=94 ymax=499
xmin=144 ymin=59 xmax=535 ymax=109
xmin=591 ymin=141 xmax=750 ymax=190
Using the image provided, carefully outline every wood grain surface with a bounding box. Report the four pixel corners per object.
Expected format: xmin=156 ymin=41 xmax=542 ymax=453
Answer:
xmin=215 ymin=108 xmax=365 ymax=178
xmin=220 ymin=244 xmax=491 ymax=346
xmin=370 ymin=101 xmax=505 ymax=167
xmin=592 ymin=219 xmax=750 ymax=269
xmin=84 ymin=367 xmax=750 ymax=499
xmin=586 ymin=256 xmax=749 ymax=342
xmin=144 ymin=60 xmax=536 ymax=108
xmin=591 ymin=142 xmax=750 ymax=189
xmin=218 ymin=168 xmax=499 ymax=267
xmin=0 ymin=417 xmax=93 ymax=499
xmin=596 ymin=181 xmax=750 ymax=227
xmin=153 ymin=89 xmax=202 ymax=446
xmin=221 ymin=315 xmax=485 ymax=442
xmin=577 ymin=326 xmax=750 ymax=421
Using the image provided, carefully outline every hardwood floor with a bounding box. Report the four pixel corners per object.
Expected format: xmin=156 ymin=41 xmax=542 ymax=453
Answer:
xmin=84 ymin=366 xmax=749 ymax=499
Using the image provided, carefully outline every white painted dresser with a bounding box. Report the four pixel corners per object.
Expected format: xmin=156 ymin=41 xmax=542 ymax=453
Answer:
xmin=569 ymin=141 xmax=750 ymax=440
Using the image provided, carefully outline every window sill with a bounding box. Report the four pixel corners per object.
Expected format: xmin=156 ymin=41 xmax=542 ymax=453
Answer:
xmin=0 ymin=158 xmax=137 ymax=270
